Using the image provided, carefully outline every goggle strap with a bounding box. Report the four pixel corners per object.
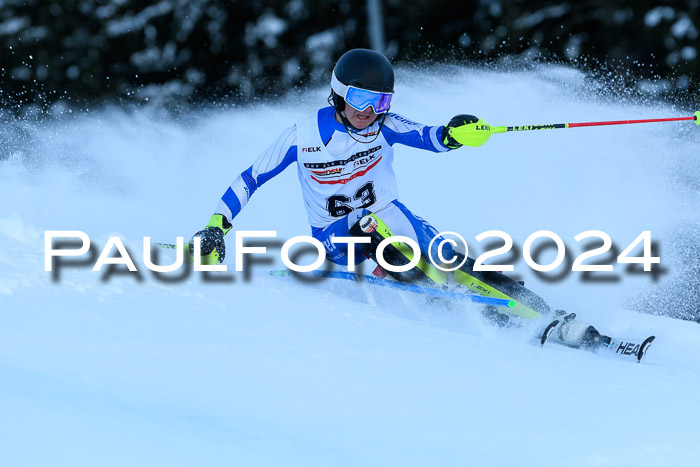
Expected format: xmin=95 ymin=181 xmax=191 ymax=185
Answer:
xmin=330 ymin=73 xmax=348 ymax=98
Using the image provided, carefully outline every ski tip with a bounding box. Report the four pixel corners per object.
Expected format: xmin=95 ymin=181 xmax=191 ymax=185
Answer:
xmin=540 ymin=319 xmax=559 ymax=347
xmin=637 ymin=335 xmax=656 ymax=362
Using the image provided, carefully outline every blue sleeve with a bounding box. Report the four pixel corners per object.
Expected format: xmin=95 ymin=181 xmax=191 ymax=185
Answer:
xmin=216 ymin=126 xmax=297 ymax=221
xmin=381 ymin=113 xmax=450 ymax=153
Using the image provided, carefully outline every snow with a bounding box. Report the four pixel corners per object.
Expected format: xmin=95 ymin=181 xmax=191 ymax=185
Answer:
xmin=1 ymin=65 xmax=700 ymax=466
xmin=513 ymin=4 xmax=571 ymax=30
xmin=645 ymin=7 xmax=676 ymax=28
xmin=0 ymin=17 xmax=30 ymax=37
xmin=245 ymin=12 xmax=288 ymax=49
xmin=671 ymin=15 xmax=698 ymax=40
xmin=105 ymin=2 xmax=174 ymax=37
xmin=681 ymin=46 xmax=697 ymax=61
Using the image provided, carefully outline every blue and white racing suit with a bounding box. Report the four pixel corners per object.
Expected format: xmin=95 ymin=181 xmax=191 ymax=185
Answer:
xmin=215 ymin=106 xmax=456 ymax=266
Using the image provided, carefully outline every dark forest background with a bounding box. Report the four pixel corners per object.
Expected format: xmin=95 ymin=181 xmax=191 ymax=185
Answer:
xmin=1 ymin=0 xmax=698 ymax=114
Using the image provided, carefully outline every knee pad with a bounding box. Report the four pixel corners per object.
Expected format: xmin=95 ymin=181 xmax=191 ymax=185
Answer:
xmin=349 ymin=213 xmax=426 ymax=283
xmin=349 ymin=213 xmax=448 ymax=285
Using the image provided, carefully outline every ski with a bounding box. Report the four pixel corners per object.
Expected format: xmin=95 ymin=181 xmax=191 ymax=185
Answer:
xmin=599 ymin=335 xmax=656 ymax=363
xmin=270 ymin=269 xmax=516 ymax=308
xmin=540 ymin=315 xmax=656 ymax=362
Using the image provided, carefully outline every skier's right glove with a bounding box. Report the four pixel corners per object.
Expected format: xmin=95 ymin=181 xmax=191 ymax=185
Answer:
xmin=187 ymin=214 xmax=232 ymax=265
xmin=441 ymin=114 xmax=479 ymax=149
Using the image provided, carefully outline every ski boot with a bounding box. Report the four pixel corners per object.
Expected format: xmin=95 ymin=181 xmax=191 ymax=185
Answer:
xmin=540 ymin=311 xmax=608 ymax=349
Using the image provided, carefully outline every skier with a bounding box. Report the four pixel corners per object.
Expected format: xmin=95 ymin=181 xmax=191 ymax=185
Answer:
xmin=187 ymin=48 xmax=603 ymax=350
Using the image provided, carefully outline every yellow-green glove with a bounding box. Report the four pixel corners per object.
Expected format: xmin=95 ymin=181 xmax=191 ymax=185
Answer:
xmin=441 ymin=114 xmax=479 ymax=149
xmin=187 ymin=214 xmax=232 ymax=265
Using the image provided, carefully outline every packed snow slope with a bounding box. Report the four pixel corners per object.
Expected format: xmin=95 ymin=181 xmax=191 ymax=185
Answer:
xmin=1 ymin=65 xmax=699 ymax=466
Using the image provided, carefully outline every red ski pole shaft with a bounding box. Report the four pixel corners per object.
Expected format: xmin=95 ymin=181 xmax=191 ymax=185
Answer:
xmin=567 ymin=116 xmax=696 ymax=128
xmin=500 ymin=113 xmax=698 ymax=133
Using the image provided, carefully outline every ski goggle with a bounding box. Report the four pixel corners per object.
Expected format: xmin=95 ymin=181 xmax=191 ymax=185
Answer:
xmin=331 ymin=73 xmax=393 ymax=114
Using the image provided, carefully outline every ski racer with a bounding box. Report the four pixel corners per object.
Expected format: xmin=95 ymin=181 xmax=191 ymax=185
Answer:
xmin=187 ymin=48 xmax=603 ymax=350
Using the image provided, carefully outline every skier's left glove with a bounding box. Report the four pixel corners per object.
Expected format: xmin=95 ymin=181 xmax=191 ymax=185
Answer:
xmin=187 ymin=214 xmax=232 ymax=265
xmin=441 ymin=114 xmax=479 ymax=149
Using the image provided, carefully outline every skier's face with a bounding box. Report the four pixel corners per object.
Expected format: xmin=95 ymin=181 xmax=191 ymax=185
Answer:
xmin=343 ymin=105 xmax=377 ymax=130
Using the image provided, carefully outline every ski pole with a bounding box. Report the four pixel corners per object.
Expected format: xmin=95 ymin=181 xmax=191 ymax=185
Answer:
xmin=449 ymin=110 xmax=700 ymax=147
